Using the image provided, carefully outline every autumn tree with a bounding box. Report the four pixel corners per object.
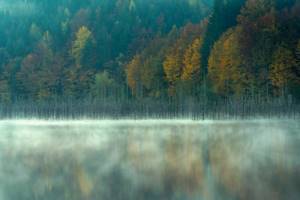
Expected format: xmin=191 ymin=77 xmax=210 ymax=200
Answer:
xmin=16 ymin=32 xmax=63 ymax=100
xmin=1 ymin=0 xmax=300 ymax=104
xmin=269 ymin=46 xmax=297 ymax=95
xmin=71 ymin=26 xmax=95 ymax=67
xmin=182 ymin=38 xmax=202 ymax=82
xmin=180 ymin=38 xmax=203 ymax=96
xmin=201 ymin=0 xmax=246 ymax=74
xmin=17 ymin=54 xmax=47 ymax=99
xmin=126 ymin=55 xmax=143 ymax=98
xmin=126 ymin=35 xmax=168 ymax=99
xmin=66 ymin=26 xmax=96 ymax=98
xmin=163 ymin=48 xmax=183 ymax=96
xmin=208 ymin=28 xmax=247 ymax=96
xmin=234 ymin=0 xmax=282 ymax=96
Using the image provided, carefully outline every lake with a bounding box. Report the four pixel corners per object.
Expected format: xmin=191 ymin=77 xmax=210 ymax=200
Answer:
xmin=0 ymin=120 xmax=299 ymax=200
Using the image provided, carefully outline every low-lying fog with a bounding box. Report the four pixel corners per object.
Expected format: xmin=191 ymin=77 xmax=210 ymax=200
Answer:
xmin=0 ymin=120 xmax=299 ymax=200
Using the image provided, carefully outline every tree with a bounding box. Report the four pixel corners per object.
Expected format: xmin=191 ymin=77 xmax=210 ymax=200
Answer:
xmin=29 ymin=23 xmax=42 ymax=41
xmin=16 ymin=33 xmax=62 ymax=100
xmin=180 ymin=38 xmax=203 ymax=96
xmin=126 ymin=55 xmax=143 ymax=97
xmin=67 ymin=26 xmax=96 ymax=98
xmin=17 ymin=54 xmax=43 ymax=99
xmin=182 ymin=38 xmax=202 ymax=82
xmin=0 ymin=51 xmax=9 ymax=102
xmin=64 ymin=66 xmax=95 ymax=99
xmin=296 ymin=39 xmax=300 ymax=64
xmin=91 ymin=71 xmax=116 ymax=99
xmin=126 ymin=35 xmax=168 ymax=99
xmin=290 ymin=39 xmax=300 ymax=99
xmin=71 ymin=26 xmax=94 ymax=67
xmin=269 ymin=46 xmax=297 ymax=95
xmin=201 ymin=0 xmax=246 ymax=75
xmin=163 ymin=49 xmax=182 ymax=96
xmin=0 ymin=78 xmax=11 ymax=103
xmin=163 ymin=22 xmax=207 ymax=97
xmin=70 ymin=9 xmax=91 ymax=33
xmin=239 ymin=0 xmax=275 ymax=23
xmin=0 ymin=48 xmax=9 ymax=67
xmin=293 ymin=40 xmax=300 ymax=85
xmin=208 ymin=28 xmax=247 ymax=96
xmin=141 ymin=56 xmax=165 ymax=98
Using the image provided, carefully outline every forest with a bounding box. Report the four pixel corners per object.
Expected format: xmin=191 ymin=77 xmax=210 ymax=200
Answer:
xmin=0 ymin=0 xmax=300 ymax=118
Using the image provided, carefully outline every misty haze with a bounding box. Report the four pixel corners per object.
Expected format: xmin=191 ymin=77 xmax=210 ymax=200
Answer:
xmin=0 ymin=120 xmax=300 ymax=200
xmin=0 ymin=0 xmax=300 ymax=199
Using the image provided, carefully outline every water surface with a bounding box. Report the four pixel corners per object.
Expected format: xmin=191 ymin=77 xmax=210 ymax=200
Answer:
xmin=0 ymin=120 xmax=299 ymax=200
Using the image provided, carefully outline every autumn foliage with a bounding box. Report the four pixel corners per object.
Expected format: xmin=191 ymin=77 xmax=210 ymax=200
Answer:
xmin=0 ymin=0 xmax=299 ymax=104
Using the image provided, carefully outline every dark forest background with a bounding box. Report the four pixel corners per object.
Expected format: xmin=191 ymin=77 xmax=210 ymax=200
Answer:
xmin=0 ymin=0 xmax=299 ymax=107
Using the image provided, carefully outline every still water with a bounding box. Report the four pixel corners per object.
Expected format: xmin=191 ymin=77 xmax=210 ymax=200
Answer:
xmin=0 ymin=120 xmax=299 ymax=200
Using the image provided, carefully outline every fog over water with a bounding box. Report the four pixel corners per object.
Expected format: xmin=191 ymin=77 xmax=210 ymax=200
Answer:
xmin=0 ymin=1 xmax=35 ymax=15
xmin=0 ymin=120 xmax=300 ymax=200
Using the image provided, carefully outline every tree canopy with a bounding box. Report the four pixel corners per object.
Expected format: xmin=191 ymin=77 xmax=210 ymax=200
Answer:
xmin=0 ymin=0 xmax=299 ymax=103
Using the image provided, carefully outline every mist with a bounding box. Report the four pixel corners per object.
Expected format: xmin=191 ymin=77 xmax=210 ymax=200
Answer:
xmin=0 ymin=0 xmax=36 ymax=15
xmin=1 ymin=120 xmax=299 ymax=200
xmin=0 ymin=0 xmax=299 ymax=199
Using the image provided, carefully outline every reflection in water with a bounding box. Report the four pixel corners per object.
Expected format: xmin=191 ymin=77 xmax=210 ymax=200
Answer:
xmin=0 ymin=120 xmax=299 ymax=200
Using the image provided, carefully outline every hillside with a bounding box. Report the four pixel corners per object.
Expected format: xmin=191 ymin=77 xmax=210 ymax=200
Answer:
xmin=0 ymin=0 xmax=299 ymax=106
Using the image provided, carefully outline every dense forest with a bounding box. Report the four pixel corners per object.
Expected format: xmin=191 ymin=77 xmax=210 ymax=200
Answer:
xmin=0 ymin=0 xmax=300 ymax=117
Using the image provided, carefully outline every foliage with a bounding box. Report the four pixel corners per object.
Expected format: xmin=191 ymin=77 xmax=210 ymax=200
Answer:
xmin=269 ymin=46 xmax=298 ymax=95
xmin=0 ymin=0 xmax=300 ymax=103
xmin=208 ymin=28 xmax=247 ymax=96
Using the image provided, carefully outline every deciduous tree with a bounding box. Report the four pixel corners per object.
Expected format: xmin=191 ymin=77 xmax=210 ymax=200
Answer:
xmin=126 ymin=55 xmax=143 ymax=97
xmin=71 ymin=26 xmax=94 ymax=68
xmin=269 ymin=46 xmax=297 ymax=94
xmin=208 ymin=28 xmax=247 ymax=96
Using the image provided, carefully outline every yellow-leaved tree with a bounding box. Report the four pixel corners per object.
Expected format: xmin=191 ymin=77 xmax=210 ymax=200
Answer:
xmin=66 ymin=26 xmax=95 ymax=98
xmin=182 ymin=37 xmax=202 ymax=82
xmin=163 ymin=49 xmax=182 ymax=86
xmin=179 ymin=38 xmax=203 ymax=96
xmin=208 ymin=28 xmax=247 ymax=96
xmin=269 ymin=46 xmax=297 ymax=95
xmin=71 ymin=26 xmax=94 ymax=67
xmin=126 ymin=55 xmax=143 ymax=97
